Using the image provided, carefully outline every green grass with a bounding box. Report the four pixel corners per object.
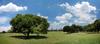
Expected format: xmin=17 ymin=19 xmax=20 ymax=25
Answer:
xmin=0 ymin=31 xmax=100 ymax=44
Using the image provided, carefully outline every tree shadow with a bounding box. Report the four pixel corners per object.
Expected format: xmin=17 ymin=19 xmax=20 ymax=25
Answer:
xmin=10 ymin=35 xmax=48 ymax=40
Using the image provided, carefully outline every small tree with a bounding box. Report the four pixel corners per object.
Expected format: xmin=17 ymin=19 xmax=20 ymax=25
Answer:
xmin=85 ymin=19 xmax=100 ymax=32
xmin=63 ymin=26 xmax=71 ymax=32
xmin=2 ymin=31 xmax=6 ymax=33
xmin=10 ymin=14 xmax=49 ymax=38
xmin=63 ymin=24 xmax=83 ymax=33
xmin=94 ymin=19 xmax=100 ymax=32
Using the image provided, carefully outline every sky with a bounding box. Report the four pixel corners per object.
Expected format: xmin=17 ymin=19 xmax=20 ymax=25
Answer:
xmin=0 ymin=0 xmax=100 ymax=32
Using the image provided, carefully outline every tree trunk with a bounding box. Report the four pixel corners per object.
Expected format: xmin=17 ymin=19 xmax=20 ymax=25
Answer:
xmin=26 ymin=32 xmax=29 ymax=38
xmin=37 ymin=33 xmax=39 ymax=36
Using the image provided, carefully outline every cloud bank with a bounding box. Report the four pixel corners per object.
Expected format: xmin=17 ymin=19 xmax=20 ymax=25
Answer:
xmin=0 ymin=17 xmax=10 ymax=24
xmin=57 ymin=2 xmax=96 ymax=25
xmin=49 ymin=2 xmax=97 ymax=29
xmin=0 ymin=26 xmax=11 ymax=32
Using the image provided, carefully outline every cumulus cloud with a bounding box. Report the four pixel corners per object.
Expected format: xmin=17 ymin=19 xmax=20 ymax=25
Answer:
xmin=37 ymin=13 xmax=48 ymax=19
xmin=0 ymin=25 xmax=11 ymax=32
xmin=0 ymin=17 xmax=11 ymax=32
xmin=57 ymin=2 xmax=96 ymax=25
xmin=0 ymin=17 xmax=10 ymax=24
xmin=48 ymin=21 xmax=66 ymax=30
xmin=49 ymin=2 xmax=97 ymax=29
xmin=0 ymin=2 xmax=27 ymax=12
xmin=56 ymin=13 xmax=72 ymax=23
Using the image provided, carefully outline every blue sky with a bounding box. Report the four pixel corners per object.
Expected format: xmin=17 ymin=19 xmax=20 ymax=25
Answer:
xmin=0 ymin=0 xmax=100 ymax=31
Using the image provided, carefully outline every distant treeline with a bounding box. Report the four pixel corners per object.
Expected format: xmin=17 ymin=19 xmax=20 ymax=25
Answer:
xmin=63 ymin=19 xmax=100 ymax=33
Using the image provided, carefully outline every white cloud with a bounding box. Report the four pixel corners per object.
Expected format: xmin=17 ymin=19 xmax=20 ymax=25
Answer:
xmin=0 ymin=17 xmax=11 ymax=32
xmin=0 ymin=17 xmax=10 ymax=24
xmin=57 ymin=2 xmax=96 ymax=25
xmin=49 ymin=2 xmax=97 ymax=29
xmin=56 ymin=13 xmax=72 ymax=23
xmin=37 ymin=13 xmax=48 ymax=19
xmin=48 ymin=21 xmax=66 ymax=30
xmin=0 ymin=2 xmax=27 ymax=12
xmin=0 ymin=25 xmax=11 ymax=32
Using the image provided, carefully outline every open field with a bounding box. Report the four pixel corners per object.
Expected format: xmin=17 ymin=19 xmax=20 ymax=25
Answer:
xmin=0 ymin=31 xmax=100 ymax=44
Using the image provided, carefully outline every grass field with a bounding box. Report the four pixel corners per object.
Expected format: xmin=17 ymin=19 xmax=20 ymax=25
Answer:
xmin=0 ymin=31 xmax=100 ymax=44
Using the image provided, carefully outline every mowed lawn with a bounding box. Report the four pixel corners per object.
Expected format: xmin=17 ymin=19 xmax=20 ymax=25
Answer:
xmin=0 ymin=31 xmax=100 ymax=44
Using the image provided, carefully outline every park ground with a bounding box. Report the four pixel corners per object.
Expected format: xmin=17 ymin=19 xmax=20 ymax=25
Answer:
xmin=0 ymin=31 xmax=100 ymax=44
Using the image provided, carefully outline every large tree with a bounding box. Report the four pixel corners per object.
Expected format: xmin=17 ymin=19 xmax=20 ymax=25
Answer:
xmin=10 ymin=14 xmax=49 ymax=38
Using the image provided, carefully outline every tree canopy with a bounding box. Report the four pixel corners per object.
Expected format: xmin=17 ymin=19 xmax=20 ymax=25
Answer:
xmin=10 ymin=14 xmax=49 ymax=37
